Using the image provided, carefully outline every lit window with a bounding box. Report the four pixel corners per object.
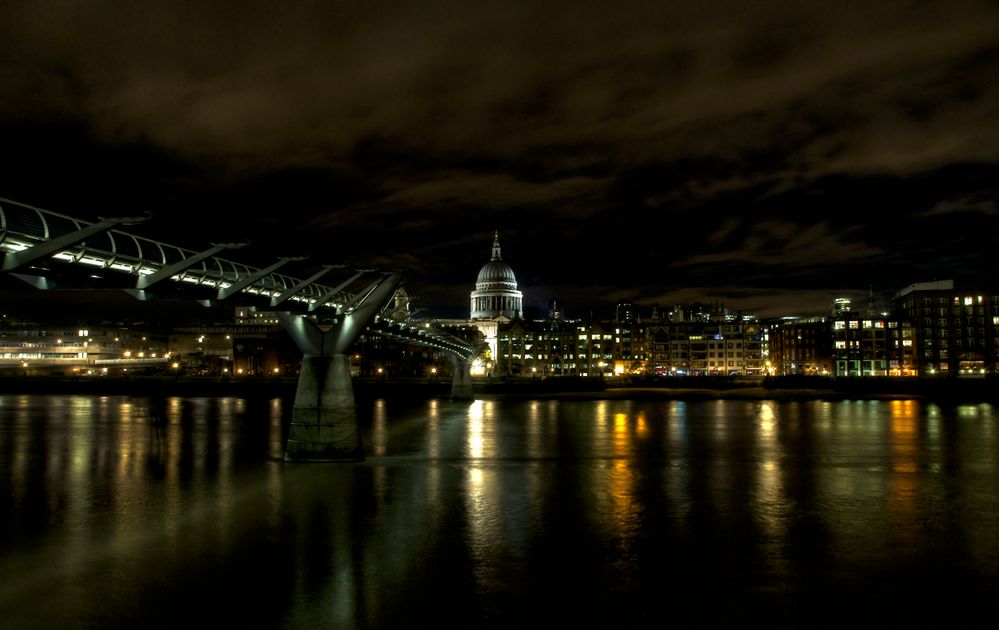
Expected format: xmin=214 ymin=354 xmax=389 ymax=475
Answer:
xmin=834 ymin=321 xmax=846 ymax=330
xmin=863 ymin=320 xmax=872 ymax=328
xmin=849 ymin=321 xmax=859 ymax=329
xmin=965 ymin=297 xmax=973 ymax=306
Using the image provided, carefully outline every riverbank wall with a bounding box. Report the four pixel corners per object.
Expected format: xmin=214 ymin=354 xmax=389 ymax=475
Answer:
xmin=0 ymin=374 xmax=995 ymax=403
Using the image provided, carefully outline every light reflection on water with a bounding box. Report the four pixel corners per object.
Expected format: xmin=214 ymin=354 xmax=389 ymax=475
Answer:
xmin=1 ymin=394 xmax=999 ymax=627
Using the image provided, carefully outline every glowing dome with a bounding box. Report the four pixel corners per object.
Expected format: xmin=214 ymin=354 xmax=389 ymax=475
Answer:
xmin=470 ymin=231 xmax=523 ymax=320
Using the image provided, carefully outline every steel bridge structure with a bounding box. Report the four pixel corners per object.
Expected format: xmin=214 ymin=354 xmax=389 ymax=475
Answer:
xmin=0 ymin=196 xmax=480 ymax=461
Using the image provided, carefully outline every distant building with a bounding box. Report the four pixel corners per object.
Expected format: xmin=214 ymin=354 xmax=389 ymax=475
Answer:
xmin=615 ymin=301 xmax=636 ymax=324
xmin=494 ymin=318 xmax=640 ymax=377
xmin=645 ymin=317 xmax=764 ymax=376
xmin=439 ymin=231 xmax=526 ymax=373
xmin=829 ymin=309 xmax=915 ymax=377
xmin=470 ymin=231 xmax=523 ymax=321
xmin=0 ymin=322 xmax=168 ymax=375
xmin=891 ymin=280 xmax=998 ymax=376
xmin=768 ymin=318 xmax=832 ymax=375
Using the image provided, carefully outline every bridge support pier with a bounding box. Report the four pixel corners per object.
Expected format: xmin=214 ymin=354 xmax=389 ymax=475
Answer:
xmin=278 ymin=273 xmax=403 ymax=462
xmin=450 ymin=355 xmax=474 ymax=401
xmin=286 ymin=354 xmax=363 ymax=461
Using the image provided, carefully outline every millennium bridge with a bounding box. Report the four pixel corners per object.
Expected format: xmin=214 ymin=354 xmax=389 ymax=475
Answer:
xmin=0 ymin=196 xmax=481 ymax=461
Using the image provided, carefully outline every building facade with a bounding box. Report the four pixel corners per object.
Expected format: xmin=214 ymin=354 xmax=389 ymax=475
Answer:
xmin=891 ymin=280 xmax=999 ymax=376
xmin=768 ymin=318 xmax=832 ymax=375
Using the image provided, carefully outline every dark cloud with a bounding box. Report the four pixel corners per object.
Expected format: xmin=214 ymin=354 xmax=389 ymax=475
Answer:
xmin=1 ymin=1 xmax=998 ymax=318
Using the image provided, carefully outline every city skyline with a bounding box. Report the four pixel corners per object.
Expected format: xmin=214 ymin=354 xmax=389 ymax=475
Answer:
xmin=2 ymin=1 xmax=998 ymax=318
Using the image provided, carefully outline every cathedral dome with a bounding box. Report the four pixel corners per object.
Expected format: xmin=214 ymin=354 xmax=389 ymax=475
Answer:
xmin=470 ymin=231 xmax=523 ymax=320
xmin=476 ymin=260 xmax=517 ymax=286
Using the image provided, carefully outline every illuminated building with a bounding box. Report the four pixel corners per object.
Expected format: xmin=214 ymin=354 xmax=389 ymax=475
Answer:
xmin=830 ymin=310 xmax=914 ymax=376
xmin=494 ymin=318 xmax=641 ymax=377
xmin=439 ymin=231 xmax=526 ymax=371
xmin=891 ymin=280 xmax=998 ymax=376
xmin=0 ymin=322 xmax=167 ymax=375
xmin=645 ymin=311 xmax=764 ymax=376
xmin=470 ymin=231 xmax=523 ymax=320
xmin=768 ymin=318 xmax=832 ymax=375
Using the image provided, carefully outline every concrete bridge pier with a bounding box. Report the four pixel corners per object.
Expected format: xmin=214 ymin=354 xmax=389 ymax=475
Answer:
xmin=278 ymin=273 xmax=402 ymax=462
xmin=449 ymin=354 xmax=474 ymax=401
xmin=287 ymin=353 xmax=362 ymax=461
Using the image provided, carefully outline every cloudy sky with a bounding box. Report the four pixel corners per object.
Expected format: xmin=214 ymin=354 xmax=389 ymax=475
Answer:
xmin=2 ymin=0 xmax=998 ymax=319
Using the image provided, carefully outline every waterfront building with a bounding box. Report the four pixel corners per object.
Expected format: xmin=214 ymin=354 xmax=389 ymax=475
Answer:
xmin=492 ymin=317 xmax=615 ymax=377
xmin=767 ymin=318 xmax=832 ymax=375
xmin=0 ymin=321 xmax=168 ymax=375
xmin=891 ymin=280 xmax=999 ymax=376
xmin=829 ymin=311 xmax=915 ymax=376
xmin=644 ymin=312 xmax=764 ymax=376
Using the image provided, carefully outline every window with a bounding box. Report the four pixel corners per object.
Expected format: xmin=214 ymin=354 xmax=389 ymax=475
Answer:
xmin=834 ymin=321 xmax=846 ymax=330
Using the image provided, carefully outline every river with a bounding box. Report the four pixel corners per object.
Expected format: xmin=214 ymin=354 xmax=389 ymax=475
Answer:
xmin=1 ymin=394 xmax=998 ymax=628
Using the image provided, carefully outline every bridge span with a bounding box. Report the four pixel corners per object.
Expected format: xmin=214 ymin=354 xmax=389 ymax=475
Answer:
xmin=0 ymin=196 xmax=482 ymax=461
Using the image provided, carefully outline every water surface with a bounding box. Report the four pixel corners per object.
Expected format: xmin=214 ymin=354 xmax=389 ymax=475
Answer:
xmin=1 ymin=395 xmax=998 ymax=628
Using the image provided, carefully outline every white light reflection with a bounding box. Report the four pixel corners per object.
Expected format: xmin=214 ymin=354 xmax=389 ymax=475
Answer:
xmin=753 ymin=402 xmax=788 ymax=555
xmin=426 ymin=398 xmax=440 ymax=459
xmin=661 ymin=400 xmax=691 ymax=530
xmin=268 ymin=398 xmax=284 ymax=460
xmin=215 ymin=398 xmax=236 ymax=550
xmin=527 ymin=401 xmax=541 ymax=459
xmin=65 ymin=397 xmax=94 ymax=550
xmin=466 ymin=400 xmax=486 ymax=459
xmin=266 ymin=397 xmax=285 ymax=532
xmin=464 ymin=399 xmax=503 ymax=591
xmin=372 ymin=399 xmax=387 ymax=457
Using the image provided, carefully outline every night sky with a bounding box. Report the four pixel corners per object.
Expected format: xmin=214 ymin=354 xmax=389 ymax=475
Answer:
xmin=2 ymin=1 xmax=998 ymax=319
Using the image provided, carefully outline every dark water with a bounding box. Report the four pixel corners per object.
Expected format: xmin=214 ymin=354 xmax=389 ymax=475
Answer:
xmin=1 ymin=395 xmax=998 ymax=628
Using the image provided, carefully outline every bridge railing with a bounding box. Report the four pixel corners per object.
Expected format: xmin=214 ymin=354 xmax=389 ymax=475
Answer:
xmin=1 ymin=197 xmax=340 ymax=305
xmin=0 ymin=197 xmax=478 ymax=357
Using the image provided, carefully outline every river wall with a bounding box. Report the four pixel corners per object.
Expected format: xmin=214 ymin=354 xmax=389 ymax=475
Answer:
xmin=0 ymin=374 xmax=995 ymax=403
